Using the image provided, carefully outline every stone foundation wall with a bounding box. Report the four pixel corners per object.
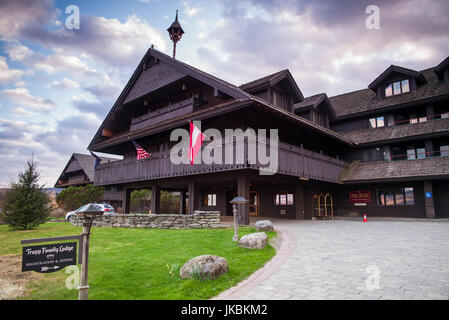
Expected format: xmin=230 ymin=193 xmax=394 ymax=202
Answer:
xmin=69 ymin=210 xmax=223 ymax=229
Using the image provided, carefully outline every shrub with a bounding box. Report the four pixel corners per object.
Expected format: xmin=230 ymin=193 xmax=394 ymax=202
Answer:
xmin=2 ymin=160 xmax=52 ymax=230
xmin=56 ymin=184 xmax=104 ymax=211
xmin=130 ymin=189 xmax=151 ymax=213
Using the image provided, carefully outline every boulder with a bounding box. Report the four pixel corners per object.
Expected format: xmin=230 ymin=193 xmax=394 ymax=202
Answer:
xmin=238 ymin=232 xmax=268 ymax=249
xmin=255 ymin=220 xmax=274 ymax=231
xmin=180 ymin=255 xmax=228 ymax=279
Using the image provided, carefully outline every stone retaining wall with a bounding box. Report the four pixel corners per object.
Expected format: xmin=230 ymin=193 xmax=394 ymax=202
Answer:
xmin=69 ymin=210 xmax=223 ymax=229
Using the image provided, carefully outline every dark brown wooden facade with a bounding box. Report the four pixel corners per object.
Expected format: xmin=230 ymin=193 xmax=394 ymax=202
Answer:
xmin=86 ymin=47 xmax=449 ymax=221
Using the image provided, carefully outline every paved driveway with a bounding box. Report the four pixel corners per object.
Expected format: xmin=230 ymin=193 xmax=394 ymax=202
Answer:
xmin=217 ymin=219 xmax=449 ymax=300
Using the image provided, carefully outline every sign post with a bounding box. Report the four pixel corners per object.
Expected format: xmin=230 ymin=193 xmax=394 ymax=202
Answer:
xmin=20 ymin=203 xmax=103 ymax=301
xmin=75 ymin=203 xmax=103 ymax=300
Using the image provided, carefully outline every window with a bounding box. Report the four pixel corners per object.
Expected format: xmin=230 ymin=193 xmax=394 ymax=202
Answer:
xmin=204 ymin=193 xmax=216 ymax=206
xmin=275 ymin=192 xmax=294 ymax=206
xmin=393 ymin=82 xmax=401 ymax=95
xmin=378 ymin=187 xmax=414 ymax=206
xmin=407 ymin=148 xmax=416 ymax=160
xmin=440 ymin=145 xmax=449 ymax=157
xmin=404 ymin=188 xmax=415 ymax=205
xmin=369 ymin=116 xmax=385 ymax=128
xmin=416 ymin=147 xmax=426 ymax=159
xmin=401 ymin=79 xmax=410 ymax=93
xmin=385 ymin=84 xmax=393 ymax=97
xmin=385 ymin=79 xmax=410 ymax=97
xmin=409 ymin=113 xmax=418 ymax=124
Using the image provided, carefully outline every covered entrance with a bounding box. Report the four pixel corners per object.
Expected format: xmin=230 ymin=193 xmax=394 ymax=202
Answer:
xmin=314 ymin=192 xmax=334 ymax=220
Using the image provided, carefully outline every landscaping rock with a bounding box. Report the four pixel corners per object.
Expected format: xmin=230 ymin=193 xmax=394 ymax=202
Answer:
xmin=180 ymin=255 xmax=229 ymax=279
xmin=238 ymin=232 xmax=268 ymax=249
xmin=255 ymin=220 xmax=274 ymax=231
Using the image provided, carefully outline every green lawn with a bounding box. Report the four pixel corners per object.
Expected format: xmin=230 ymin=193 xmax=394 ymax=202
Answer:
xmin=0 ymin=222 xmax=276 ymax=300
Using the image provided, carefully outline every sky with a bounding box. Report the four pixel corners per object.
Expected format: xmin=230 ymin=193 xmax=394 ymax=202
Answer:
xmin=0 ymin=0 xmax=448 ymax=187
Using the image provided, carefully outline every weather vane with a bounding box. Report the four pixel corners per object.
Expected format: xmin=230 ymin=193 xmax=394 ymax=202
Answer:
xmin=167 ymin=10 xmax=184 ymax=59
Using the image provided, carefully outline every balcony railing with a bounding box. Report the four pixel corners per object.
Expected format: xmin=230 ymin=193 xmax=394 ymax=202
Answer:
xmin=392 ymin=113 xmax=449 ymax=127
xmin=390 ymin=150 xmax=449 ymax=161
xmin=130 ymin=97 xmax=206 ymax=132
xmin=94 ymin=141 xmax=347 ymax=186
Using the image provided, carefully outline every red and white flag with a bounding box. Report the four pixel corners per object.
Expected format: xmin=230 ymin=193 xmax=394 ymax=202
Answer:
xmin=132 ymin=141 xmax=151 ymax=160
xmin=188 ymin=121 xmax=205 ymax=165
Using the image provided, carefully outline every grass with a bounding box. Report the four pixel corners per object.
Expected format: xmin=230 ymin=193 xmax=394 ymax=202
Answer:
xmin=0 ymin=222 xmax=276 ymax=300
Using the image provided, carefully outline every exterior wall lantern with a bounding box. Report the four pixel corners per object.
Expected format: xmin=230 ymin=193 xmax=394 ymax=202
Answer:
xmin=229 ymin=197 xmax=248 ymax=242
xmin=75 ymin=203 xmax=103 ymax=300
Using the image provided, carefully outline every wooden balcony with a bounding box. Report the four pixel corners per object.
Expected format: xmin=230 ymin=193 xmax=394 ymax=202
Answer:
xmin=94 ymin=141 xmax=348 ymax=186
xmin=130 ymin=97 xmax=206 ymax=132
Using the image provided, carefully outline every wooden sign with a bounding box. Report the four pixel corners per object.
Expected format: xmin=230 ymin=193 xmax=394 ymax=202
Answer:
xmin=22 ymin=242 xmax=77 ymax=273
xmin=349 ymin=190 xmax=371 ymax=203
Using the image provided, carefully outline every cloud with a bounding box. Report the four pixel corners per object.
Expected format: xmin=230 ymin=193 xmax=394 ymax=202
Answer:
xmin=1 ymin=87 xmax=56 ymax=111
xmin=71 ymin=97 xmax=111 ymax=119
xmin=23 ymin=14 xmax=167 ymax=67
xmin=190 ymin=0 xmax=449 ymax=97
xmin=51 ymin=77 xmax=79 ymax=90
xmin=34 ymin=53 xmax=98 ymax=76
xmin=0 ymin=56 xmax=25 ymax=84
xmin=0 ymin=0 xmax=56 ymax=39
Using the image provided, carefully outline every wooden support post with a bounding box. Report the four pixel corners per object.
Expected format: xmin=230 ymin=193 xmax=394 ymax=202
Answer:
xmin=180 ymin=191 xmax=186 ymax=215
xmin=123 ymin=188 xmax=131 ymax=214
xmin=237 ymin=175 xmax=250 ymax=225
xmin=424 ymin=181 xmax=435 ymax=219
xmin=78 ymin=216 xmax=93 ymax=300
xmin=151 ymin=184 xmax=161 ymax=215
xmin=188 ymin=180 xmax=198 ymax=215
xmin=295 ymin=183 xmax=305 ymax=220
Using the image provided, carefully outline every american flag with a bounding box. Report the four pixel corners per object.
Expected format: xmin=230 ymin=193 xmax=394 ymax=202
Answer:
xmin=132 ymin=141 xmax=151 ymax=160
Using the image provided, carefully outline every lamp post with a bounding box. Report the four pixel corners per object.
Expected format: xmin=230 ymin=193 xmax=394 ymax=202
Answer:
xmin=229 ymin=197 xmax=248 ymax=242
xmin=75 ymin=203 xmax=103 ymax=300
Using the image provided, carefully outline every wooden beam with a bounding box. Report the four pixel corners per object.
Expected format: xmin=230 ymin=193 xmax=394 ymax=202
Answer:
xmin=151 ymin=184 xmax=161 ymax=214
xmin=123 ymin=188 xmax=131 ymax=214
xmin=237 ymin=174 xmax=250 ymax=225
xmin=295 ymin=183 xmax=305 ymax=220
xmin=102 ymin=128 xmax=115 ymax=138
xmin=188 ymin=180 xmax=199 ymax=215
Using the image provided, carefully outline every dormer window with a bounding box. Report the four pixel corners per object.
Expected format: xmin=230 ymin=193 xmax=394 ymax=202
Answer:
xmin=385 ymin=79 xmax=410 ymax=97
xmin=369 ymin=116 xmax=385 ymax=128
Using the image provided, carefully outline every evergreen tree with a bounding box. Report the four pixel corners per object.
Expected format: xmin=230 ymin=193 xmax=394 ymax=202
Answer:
xmin=2 ymin=160 xmax=52 ymax=230
xmin=56 ymin=184 xmax=104 ymax=211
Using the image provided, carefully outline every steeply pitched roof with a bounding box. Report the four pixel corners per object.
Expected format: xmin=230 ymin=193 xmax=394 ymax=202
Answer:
xmin=339 ymin=117 xmax=449 ymax=145
xmin=55 ymin=153 xmax=119 ymax=187
xmin=240 ymin=70 xmax=287 ymax=91
xmin=89 ymin=47 xmax=354 ymax=150
xmin=342 ymin=157 xmax=449 ymax=183
xmin=240 ymin=69 xmax=304 ymax=102
xmin=73 ymin=153 xmax=118 ymax=181
xmin=434 ymin=56 xmax=449 ymax=74
xmin=294 ymin=93 xmax=337 ymax=120
xmin=330 ymin=68 xmax=449 ymax=119
xmin=368 ymin=64 xmax=426 ymax=91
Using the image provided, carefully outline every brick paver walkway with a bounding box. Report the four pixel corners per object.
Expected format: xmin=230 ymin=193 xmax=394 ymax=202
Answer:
xmin=215 ymin=219 xmax=449 ymax=300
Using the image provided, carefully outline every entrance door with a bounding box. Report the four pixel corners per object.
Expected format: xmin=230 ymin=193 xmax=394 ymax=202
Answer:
xmin=316 ymin=193 xmax=334 ymax=219
xmin=249 ymin=191 xmax=259 ymax=216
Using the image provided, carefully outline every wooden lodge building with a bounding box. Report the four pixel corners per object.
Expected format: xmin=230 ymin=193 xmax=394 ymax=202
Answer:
xmin=54 ymin=153 xmax=123 ymax=209
xmin=85 ymin=44 xmax=449 ymax=222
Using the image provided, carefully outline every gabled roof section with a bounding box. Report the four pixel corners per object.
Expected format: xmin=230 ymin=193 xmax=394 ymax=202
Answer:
xmin=293 ymin=93 xmax=337 ymax=120
xmin=330 ymin=67 xmax=449 ymax=119
xmin=55 ymin=153 xmax=119 ymax=187
xmin=240 ymin=69 xmax=304 ymax=102
xmin=368 ymin=64 xmax=426 ymax=91
xmin=434 ymin=55 xmax=449 ymax=75
xmin=88 ymin=47 xmax=252 ymax=149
